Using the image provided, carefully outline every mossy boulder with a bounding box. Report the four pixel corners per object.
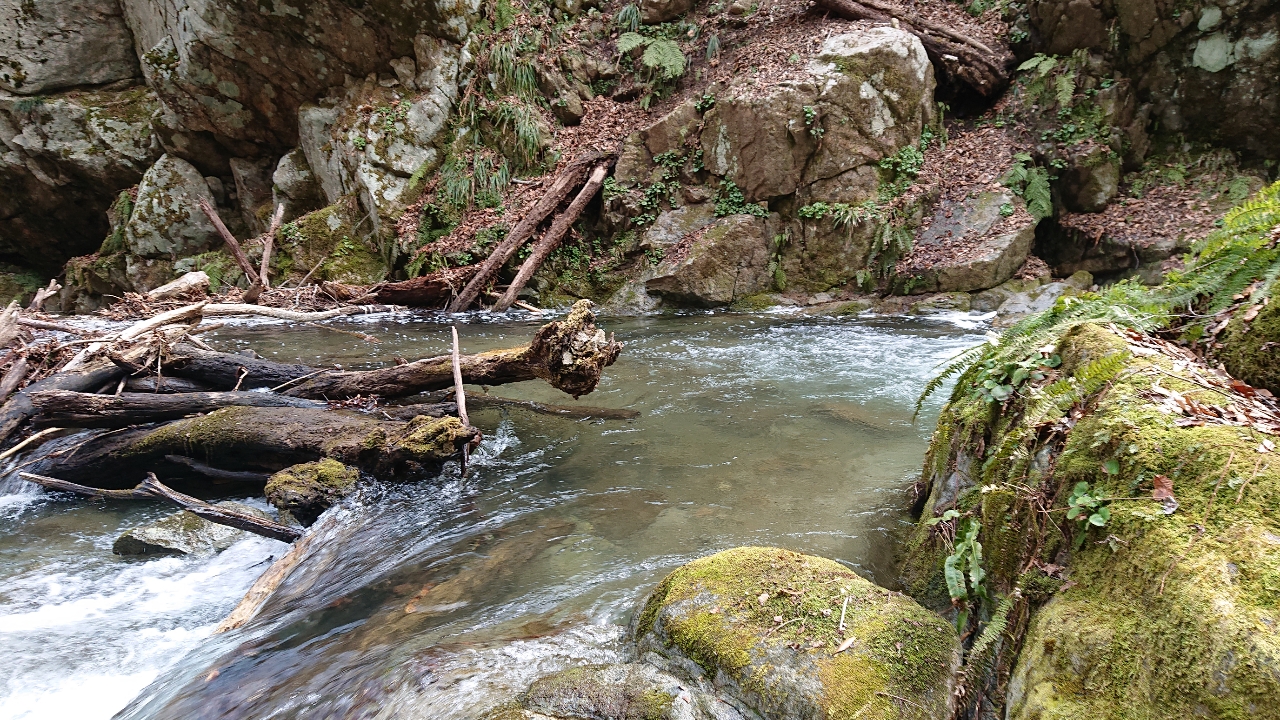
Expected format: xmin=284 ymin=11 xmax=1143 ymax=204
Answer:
xmin=113 ymin=501 xmax=271 ymax=556
xmin=635 ymin=547 xmax=960 ymax=720
xmin=517 ymin=663 xmax=725 ymax=720
xmin=265 ymin=459 xmax=360 ymax=526
xmin=904 ymin=322 xmax=1280 ymax=717
xmin=280 ymin=201 xmax=387 ymax=285
xmin=1218 ymin=299 xmax=1280 ymax=395
xmin=896 ymin=191 xmax=1036 ymax=295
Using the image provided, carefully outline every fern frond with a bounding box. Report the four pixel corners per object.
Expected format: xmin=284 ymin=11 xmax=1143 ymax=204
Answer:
xmin=1054 ymin=71 xmax=1076 ymax=107
xmin=615 ymin=3 xmax=641 ymax=32
xmin=968 ymin=592 xmax=1015 ymax=664
xmin=617 ymin=32 xmax=649 ymax=54
xmin=641 ymin=38 xmax=686 ymax=80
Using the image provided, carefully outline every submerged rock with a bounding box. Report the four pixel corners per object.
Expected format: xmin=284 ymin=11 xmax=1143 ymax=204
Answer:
xmin=520 ymin=663 xmax=741 ymax=720
xmin=635 ymin=546 xmax=959 ymax=719
xmin=113 ymin=501 xmax=270 ymax=556
xmin=265 ymin=459 xmax=360 ymax=526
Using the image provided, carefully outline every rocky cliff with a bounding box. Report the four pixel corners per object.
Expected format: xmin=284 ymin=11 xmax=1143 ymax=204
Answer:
xmin=0 ymin=0 xmax=1274 ymax=312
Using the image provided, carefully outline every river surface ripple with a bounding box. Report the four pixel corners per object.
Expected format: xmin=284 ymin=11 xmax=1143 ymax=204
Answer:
xmin=0 ymin=310 xmax=987 ymax=720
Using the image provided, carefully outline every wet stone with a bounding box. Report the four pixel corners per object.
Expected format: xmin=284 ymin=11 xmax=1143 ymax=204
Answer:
xmin=112 ymin=501 xmax=270 ymax=557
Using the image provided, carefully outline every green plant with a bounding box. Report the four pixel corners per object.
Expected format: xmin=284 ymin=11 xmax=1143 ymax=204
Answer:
xmin=877 ymin=129 xmax=933 ymax=200
xmin=714 ymin=180 xmax=767 ymax=217
xmin=934 ymin=513 xmax=987 ymax=631
xmin=601 ymin=176 xmax=625 ymax=201
xmin=1066 ymin=481 xmax=1111 ymax=547
xmin=1000 ymin=202 xmax=1015 ymax=217
xmin=705 ymin=34 xmax=721 ymax=61
xmin=491 ymin=0 xmax=517 ymax=30
xmin=644 ymin=247 xmax=665 ymax=266
xmin=802 ymin=105 xmax=823 ymax=138
xmin=1002 ymin=152 xmax=1053 ymax=221
xmin=352 ymin=136 xmax=368 ymax=150
xmin=969 ymin=351 xmax=1062 ymax=404
xmin=694 ymin=93 xmax=716 ymax=113
xmin=615 ymin=3 xmax=641 ymax=32
xmin=766 ymin=232 xmax=789 ymax=290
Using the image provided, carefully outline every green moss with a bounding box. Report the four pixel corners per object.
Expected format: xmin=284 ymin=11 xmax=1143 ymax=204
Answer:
xmin=1219 ymin=299 xmax=1280 ymax=394
xmin=729 ymin=293 xmax=777 ymax=311
xmin=639 ymin=547 xmax=957 ymax=718
xmin=908 ymin=320 xmax=1280 ymax=718
xmin=385 ymin=416 xmax=473 ymax=460
xmin=286 ymin=201 xmax=387 ymax=285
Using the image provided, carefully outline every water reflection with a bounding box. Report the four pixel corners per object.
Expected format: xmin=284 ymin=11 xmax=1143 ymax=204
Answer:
xmin=0 ymin=310 xmax=984 ymax=720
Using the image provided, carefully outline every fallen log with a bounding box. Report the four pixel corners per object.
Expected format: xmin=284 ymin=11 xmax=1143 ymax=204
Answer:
xmin=19 ymin=471 xmax=302 ymax=542
xmin=164 ymin=454 xmax=270 ymax=483
xmin=282 ymin=300 xmax=621 ymax=400
xmin=813 ymin=0 xmax=1010 ymax=96
xmin=125 ymin=376 xmax=214 ymax=394
xmin=163 ymin=300 xmax=622 ymax=399
xmin=0 ymin=361 xmax=123 ymax=446
xmin=21 ymin=406 xmax=478 ymax=487
xmin=372 ymin=266 xmax=479 ymax=307
xmin=493 ymin=165 xmax=609 ymax=313
xmin=30 ymin=390 xmax=327 ymax=428
xmin=260 ymin=204 xmax=285 ymax=290
xmin=199 ymin=199 xmax=261 ymax=287
xmin=146 ymin=271 xmax=210 ymax=301
xmin=448 ymin=152 xmax=608 ymax=312
xmin=465 ymin=394 xmax=640 ymax=420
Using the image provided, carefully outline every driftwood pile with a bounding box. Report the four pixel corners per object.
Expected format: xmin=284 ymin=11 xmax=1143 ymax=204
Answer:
xmin=3 ymin=299 xmax=623 ymax=572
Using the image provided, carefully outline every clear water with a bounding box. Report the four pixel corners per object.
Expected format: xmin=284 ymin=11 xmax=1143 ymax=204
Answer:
xmin=0 ymin=310 xmax=985 ymax=720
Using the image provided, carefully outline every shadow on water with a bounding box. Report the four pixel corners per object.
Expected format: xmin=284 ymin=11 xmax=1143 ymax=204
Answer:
xmin=1 ymin=310 xmax=985 ymax=720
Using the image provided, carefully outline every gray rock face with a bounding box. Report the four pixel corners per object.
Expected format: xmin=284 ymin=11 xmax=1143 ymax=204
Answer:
xmin=1058 ymin=143 xmax=1119 ymax=213
xmin=113 ymin=501 xmax=271 ymax=556
xmin=126 ymin=154 xmax=218 ymax=259
xmin=645 ymin=214 xmax=772 ymax=306
xmin=906 ymin=191 xmax=1037 ymax=294
xmin=1028 ymin=0 xmax=1280 ymax=159
xmin=120 ymin=0 xmax=481 ymax=148
xmin=0 ymin=85 xmax=161 ymax=271
xmin=0 ymin=0 xmax=141 ymax=94
xmin=272 ymin=148 xmax=326 ymax=222
xmin=298 ymin=37 xmax=465 ymax=232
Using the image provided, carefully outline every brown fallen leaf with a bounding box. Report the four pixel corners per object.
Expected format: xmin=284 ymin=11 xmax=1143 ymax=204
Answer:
xmin=1152 ymin=474 xmax=1174 ymax=501
xmin=833 ymin=636 xmax=857 ymax=654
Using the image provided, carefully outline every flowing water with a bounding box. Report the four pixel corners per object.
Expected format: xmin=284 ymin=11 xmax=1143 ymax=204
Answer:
xmin=0 ymin=309 xmax=987 ymax=720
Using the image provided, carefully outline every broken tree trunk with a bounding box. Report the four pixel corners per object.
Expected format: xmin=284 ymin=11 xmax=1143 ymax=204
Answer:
xmin=162 ymin=299 xmax=622 ymax=399
xmin=19 ymin=471 xmax=302 ymax=542
xmin=20 ymin=407 xmax=478 ymax=487
xmin=0 ymin=361 xmax=123 ymax=446
xmin=813 ymin=0 xmax=1010 ymax=96
xmin=29 ymin=390 xmax=327 ymax=429
xmin=199 ymin=199 xmax=261 ymax=288
xmin=493 ymin=165 xmax=609 ymax=313
xmin=448 ymin=152 xmax=607 ymax=312
xmin=282 ymin=299 xmax=621 ymax=400
xmin=260 ymin=204 xmax=285 ymax=290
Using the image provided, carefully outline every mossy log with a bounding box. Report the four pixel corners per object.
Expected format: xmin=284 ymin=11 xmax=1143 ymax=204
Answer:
xmin=371 ymin=266 xmax=478 ymax=307
xmin=30 ymin=389 xmax=327 ymax=428
xmin=163 ymin=299 xmax=622 ymax=399
xmin=21 ymin=406 xmax=478 ymax=488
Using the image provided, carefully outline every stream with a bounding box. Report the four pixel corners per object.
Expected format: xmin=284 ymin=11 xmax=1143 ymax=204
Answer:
xmin=0 ymin=309 xmax=986 ymax=720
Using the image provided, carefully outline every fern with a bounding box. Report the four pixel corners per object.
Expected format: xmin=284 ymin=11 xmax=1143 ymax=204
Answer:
xmin=706 ymin=33 xmax=721 ymax=60
xmin=641 ymin=38 xmax=686 ymax=80
xmin=617 ymin=31 xmax=648 ymax=54
xmin=968 ymin=591 xmax=1015 ymax=664
xmin=1002 ymin=153 xmax=1053 ymax=221
xmin=1054 ymin=71 xmax=1076 ymax=107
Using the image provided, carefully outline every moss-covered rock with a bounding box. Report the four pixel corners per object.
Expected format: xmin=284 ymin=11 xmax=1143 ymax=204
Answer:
xmin=904 ymin=321 xmax=1280 ymax=718
xmin=635 ymin=547 xmax=960 ymax=720
xmin=281 ymin=201 xmax=387 ymax=285
xmin=1218 ymin=299 xmax=1280 ymax=395
xmin=519 ymin=663 xmax=725 ymax=720
xmin=265 ymin=459 xmax=360 ymax=526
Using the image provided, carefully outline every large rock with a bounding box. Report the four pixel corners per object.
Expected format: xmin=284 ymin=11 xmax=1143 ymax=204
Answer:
xmin=265 ymin=459 xmax=360 ymax=526
xmin=640 ymin=0 xmax=694 ymax=24
xmin=899 ymin=191 xmax=1036 ymax=294
xmin=0 ymin=85 xmax=161 ymax=271
xmin=272 ymin=147 xmax=326 ymax=222
xmin=113 ymin=501 xmax=272 ymax=556
xmin=120 ymin=0 xmax=480 ymax=148
xmin=125 ymin=153 xmax=218 ymax=259
xmin=0 ymin=0 xmax=141 ymax=94
xmin=905 ymin=323 xmax=1280 ymax=717
xmin=298 ymin=36 xmax=464 ymax=232
xmin=1028 ymin=0 xmax=1280 ymax=159
xmin=644 ymin=213 xmax=772 ymax=307
xmin=635 ymin=547 xmax=960 ymax=720
xmin=1219 ymin=298 xmax=1280 ymax=396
